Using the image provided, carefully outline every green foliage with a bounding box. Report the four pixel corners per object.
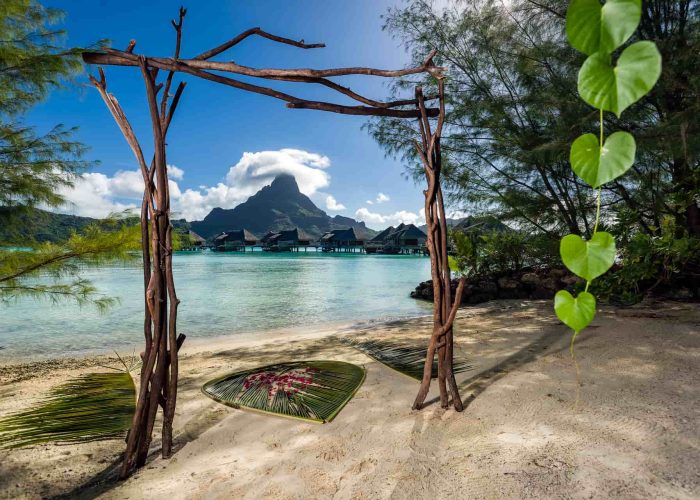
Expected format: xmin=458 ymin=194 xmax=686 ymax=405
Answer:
xmin=578 ymin=41 xmax=661 ymax=117
xmin=0 ymin=221 xmax=140 ymax=310
xmin=372 ymin=1 xmax=698 ymax=247
xmin=556 ymin=1 xmax=661 ymax=343
xmin=0 ymin=207 xmax=94 ymax=244
xmin=0 ymin=0 xmax=97 ymax=221
xmin=202 ymin=361 xmax=366 ymax=424
xmin=594 ymin=218 xmax=700 ymax=303
xmin=172 ymin=230 xmax=195 ymax=251
xmin=342 ymin=338 xmax=471 ymax=380
xmin=570 ymin=132 xmax=636 ymax=188
xmin=450 ymin=227 xmax=558 ymax=278
xmin=0 ymin=372 xmax=135 ymax=448
xmin=560 ymin=232 xmax=616 ymax=282
xmin=566 ymin=0 xmax=642 ymax=55
xmin=0 ymin=0 xmax=86 ymax=116
xmin=0 ymin=2 xmax=134 ymax=309
xmin=554 ymin=290 xmax=596 ymax=341
xmin=449 ymin=229 xmax=484 ymax=278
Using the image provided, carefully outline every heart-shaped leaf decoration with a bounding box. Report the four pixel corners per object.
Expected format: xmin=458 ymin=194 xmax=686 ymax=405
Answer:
xmin=555 ymin=290 xmax=597 ymax=333
xmin=202 ymin=361 xmax=365 ymax=423
xmin=578 ymin=41 xmax=662 ymax=117
xmin=567 ymin=0 xmax=642 ymax=55
xmin=560 ymin=232 xmax=616 ymax=281
xmin=570 ymin=131 xmax=636 ymax=188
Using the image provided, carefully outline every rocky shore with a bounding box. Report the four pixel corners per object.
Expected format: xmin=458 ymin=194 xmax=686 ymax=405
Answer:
xmin=410 ymin=267 xmax=580 ymax=304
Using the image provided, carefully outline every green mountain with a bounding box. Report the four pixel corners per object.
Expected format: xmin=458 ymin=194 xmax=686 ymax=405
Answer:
xmin=190 ymin=174 xmax=376 ymax=240
xmin=0 ymin=208 xmax=95 ymax=244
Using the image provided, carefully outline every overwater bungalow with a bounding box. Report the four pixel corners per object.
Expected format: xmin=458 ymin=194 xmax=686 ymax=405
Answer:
xmin=365 ymin=226 xmax=395 ymax=254
xmin=261 ymin=228 xmax=312 ymax=252
xmin=186 ymin=231 xmax=206 ymax=250
xmin=213 ymin=229 xmax=257 ymax=251
xmin=320 ymin=228 xmax=364 ymax=252
xmin=366 ymin=223 xmax=427 ymax=254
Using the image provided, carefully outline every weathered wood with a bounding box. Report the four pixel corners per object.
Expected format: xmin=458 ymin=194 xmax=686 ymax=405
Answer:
xmin=412 ymin=83 xmax=465 ymax=411
xmin=83 ymin=51 xmax=439 ymax=118
xmin=195 ymin=27 xmax=325 ymax=60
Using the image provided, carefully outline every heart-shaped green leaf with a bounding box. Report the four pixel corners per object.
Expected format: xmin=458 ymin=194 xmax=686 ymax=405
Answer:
xmin=561 ymin=232 xmax=616 ymax=281
xmin=570 ymin=131 xmax=636 ymax=188
xmin=555 ymin=290 xmax=596 ymax=333
xmin=566 ymin=0 xmax=642 ymax=55
xmin=566 ymin=0 xmax=641 ymax=56
xmin=578 ymin=41 xmax=662 ymax=117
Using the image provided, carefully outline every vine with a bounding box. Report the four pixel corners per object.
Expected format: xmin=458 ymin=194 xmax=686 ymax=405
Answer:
xmin=555 ymin=0 xmax=662 ymax=351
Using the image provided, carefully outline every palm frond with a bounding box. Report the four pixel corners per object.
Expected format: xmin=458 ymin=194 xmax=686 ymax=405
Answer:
xmin=202 ymin=361 xmax=365 ymax=424
xmin=0 ymin=372 xmax=135 ymax=448
xmin=341 ymin=338 xmax=471 ymax=380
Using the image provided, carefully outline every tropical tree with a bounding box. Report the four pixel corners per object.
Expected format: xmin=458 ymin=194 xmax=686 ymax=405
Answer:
xmin=0 ymin=0 xmax=137 ymax=307
xmin=370 ymin=0 xmax=700 ymax=239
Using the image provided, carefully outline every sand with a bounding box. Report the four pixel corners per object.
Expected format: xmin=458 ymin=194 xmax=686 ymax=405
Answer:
xmin=0 ymin=299 xmax=698 ymax=499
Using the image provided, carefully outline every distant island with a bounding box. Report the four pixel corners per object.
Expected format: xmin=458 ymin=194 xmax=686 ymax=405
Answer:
xmin=190 ymin=174 xmax=376 ymax=240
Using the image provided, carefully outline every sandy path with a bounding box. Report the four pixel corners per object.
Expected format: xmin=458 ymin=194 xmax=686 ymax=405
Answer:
xmin=0 ymin=300 xmax=698 ymax=499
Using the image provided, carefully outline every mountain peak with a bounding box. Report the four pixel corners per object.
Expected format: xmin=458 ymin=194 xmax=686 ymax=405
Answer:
xmin=191 ymin=173 xmax=377 ymax=240
xmin=268 ymin=173 xmax=299 ymax=193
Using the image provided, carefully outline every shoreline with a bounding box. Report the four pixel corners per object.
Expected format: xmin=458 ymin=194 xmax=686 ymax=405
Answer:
xmin=1 ymin=299 xmax=698 ymax=499
xmin=0 ymin=308 xmax=437 ymax=366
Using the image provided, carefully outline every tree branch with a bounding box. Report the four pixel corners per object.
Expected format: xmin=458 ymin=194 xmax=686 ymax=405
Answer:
xmin=195 ymin=27 xmax=325 ymax=61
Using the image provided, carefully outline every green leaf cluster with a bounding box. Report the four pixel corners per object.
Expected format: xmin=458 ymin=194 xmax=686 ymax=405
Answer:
xmin=0 ymin=221 xmax=140 ymax=310
xmin=0 ymin=372 xmax=135 ymax=448
xmin=556 ymin=0 xmax=661 ymax=338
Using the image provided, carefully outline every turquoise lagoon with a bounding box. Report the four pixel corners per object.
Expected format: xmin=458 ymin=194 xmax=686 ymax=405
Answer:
xmin=0 ymin=251 xmax=432 ymax=359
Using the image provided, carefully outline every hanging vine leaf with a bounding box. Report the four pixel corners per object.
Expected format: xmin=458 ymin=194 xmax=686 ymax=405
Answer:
xmin=202 ymin=361 xmax=365 ymax=424
xmin=554 ymin=290 xmax=597 ymax=333
xmin=0 ymin=373 xmax=135 ymax=449
xmin=558 ymin=0 xmax=661 ymax=355
xmin=570 ymin=131 xmax=636 ymax=188
xmin=561 ymin=232 xmax=616 ymax=281
xmin=578 ymin=41 xmax=662 ymax=117
xmin=566 ymin=0 xmax=641 ymax=55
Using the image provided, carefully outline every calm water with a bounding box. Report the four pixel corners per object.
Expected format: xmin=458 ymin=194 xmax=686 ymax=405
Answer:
xmin=0 ymin=251 xmax=432 ymax=359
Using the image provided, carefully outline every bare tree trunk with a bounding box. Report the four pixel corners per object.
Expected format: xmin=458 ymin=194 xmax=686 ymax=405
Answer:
xmin=88 ymin=9 xmax=188 ymax=479
xmin=412 ymin=82 xmax=466 ymax=411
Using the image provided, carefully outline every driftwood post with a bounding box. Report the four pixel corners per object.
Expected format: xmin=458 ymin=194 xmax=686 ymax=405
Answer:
xmin=83 ymin=7 xmax=463 ymax=478
xmin=412 ymin=81 xmax=466 ymax=411
xmin=88 ymin=9 xmax=188 ymax=478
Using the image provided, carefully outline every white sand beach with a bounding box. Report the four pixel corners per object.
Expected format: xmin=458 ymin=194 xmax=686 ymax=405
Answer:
xmin=1 ymin=299 xmax=698 ymax=499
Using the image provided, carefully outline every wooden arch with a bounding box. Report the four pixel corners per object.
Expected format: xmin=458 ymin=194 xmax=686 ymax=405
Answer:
xmin=82 ymin=7 xmax=466 ymax=478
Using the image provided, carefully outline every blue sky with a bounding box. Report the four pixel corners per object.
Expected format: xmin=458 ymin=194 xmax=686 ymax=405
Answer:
xmin=31 ymin=0 xmax=443 ymax=229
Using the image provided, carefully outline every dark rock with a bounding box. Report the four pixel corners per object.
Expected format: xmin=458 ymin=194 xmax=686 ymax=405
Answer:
xmin=410 ymin=266 xmax=576 ymax=306
xmin=497 ymin=277 xmax=519 ymax=289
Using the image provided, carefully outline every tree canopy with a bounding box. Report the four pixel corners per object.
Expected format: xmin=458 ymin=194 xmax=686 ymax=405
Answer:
xmin=370 ymin=0 xmax=699 ymax=240
xmin=0 ymin=0 xmax=137 ymax=308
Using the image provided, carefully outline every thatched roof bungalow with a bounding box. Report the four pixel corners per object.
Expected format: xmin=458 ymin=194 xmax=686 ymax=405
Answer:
xmin=213 ymin=229 xmax=257 ymax=251
xmin=188 ymin=231 xmax=206 ymax=247
xmin=366 ymin=223 xmax=427 ymax=254
xmin=320 ymin=228 xmax=364 ymax=252
xmin=261 ymin=228 xmax=312 ymax=251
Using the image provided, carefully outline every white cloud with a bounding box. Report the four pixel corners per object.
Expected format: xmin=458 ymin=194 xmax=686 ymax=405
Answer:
xmin=354 ymin=207 xmax=422 ymax=229
xmin=325 ymin=195 xmax=346 ymax=211
xmin=54 ymin=148 xmax=334 ymax=221
xmin=366 ymin=200 xmax=374 ymax=205
xmin=57 ymin=171 xmax=140 ymax=218
xmin=376 ymin=192 xmax=390 ymax=203
xmin=167 ymin=164 xmax=184 ymax=180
